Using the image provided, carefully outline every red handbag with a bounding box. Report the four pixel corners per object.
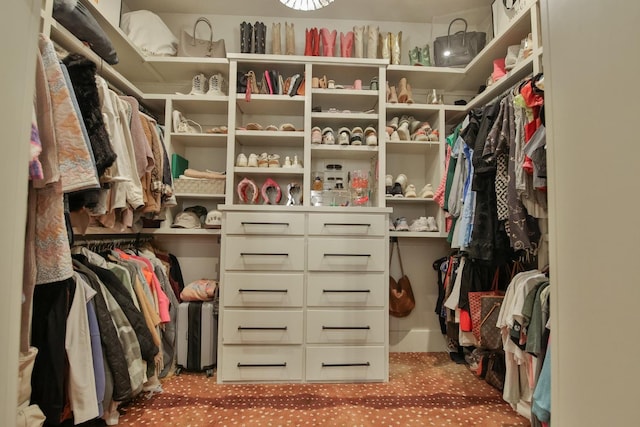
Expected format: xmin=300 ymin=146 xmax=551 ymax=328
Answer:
xmin=468 ymin=268 xmax=505 ymax=343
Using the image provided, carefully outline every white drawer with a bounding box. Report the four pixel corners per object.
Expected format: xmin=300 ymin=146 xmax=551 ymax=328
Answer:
xmin=308 ymin=213 xmax=386 ymax=236
xmin=222 ymin=309 xmax=303 ymax=344
xmin=307 ymin=272 xmax=385 ymax=307
xmin=224 ymin=272 xmax=303 ymax=307
xmin=306 ymin=310 xmax=385 ymax=344
xmin=305 ymin=346 xmax=386 ymax=382
xmin=225 ymin=212 xmax=305 ymax=235
xmin=220 ymin=345 xmax=303 ymax=382
xmin=225 ymin=236 xmax=305 ymax=271
xmin=307 ymin=238 xmax=385 ymax=272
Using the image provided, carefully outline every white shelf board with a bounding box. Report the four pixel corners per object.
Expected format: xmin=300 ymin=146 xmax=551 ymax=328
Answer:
xmin=389 ymin=231 xmax=444 ymax=238
xmin=170 ymin=133 xmax=227 ymax=148
xmin=312 ymin=89 xmax=379 ymax=97
xmin=385 ymin=197 xmax=437 ymax=204
xmin=175 ymin=193 xmax=226 ymax=199
xmin=235 ymin=95 xmax=305 ymax=115
xmin=170 ymin=95 xmax=229 ymax=115
xmin=385 ymin=141 xmax=440 ymax=155
xmin=386 ymin=65 xmax=465 ymax=91
xmin=235 ymin=131 xmax=305 ymax=147
xmin=144 ymin=56 xmax=229 ymax=81
xmin=311 ymin=144 xmax=379 ymax=159
xmin=234 ymin=167 xmax=304 ymax=175
xmin=312 ymin=112 xmax=379 ymax=120
xmin=145 ymin=228 xmax=221 ymax=236
xmin=228 ymin=53 xmax=388 ymax=67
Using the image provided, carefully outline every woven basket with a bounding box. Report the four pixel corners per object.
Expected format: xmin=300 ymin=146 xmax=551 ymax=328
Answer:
xmin=174 ymin=177 xmax=225 ymax=195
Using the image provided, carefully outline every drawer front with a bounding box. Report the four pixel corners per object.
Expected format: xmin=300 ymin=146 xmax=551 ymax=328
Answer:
xmin=307 ymin=272 xmax=385 ymax=307
xmin=224 ymin=272 xmax=303 ymax=307
xmin=221 ymin=345 xmax=303 ymax=382
xmin=225 ymin=236 xmax=305 ymax=271
xmin=225 ymin=212 xmax=305 ymax=235
xmin=306 ymin=310 xmax=385 ymax=344
xmin=308 ymin=213 xmax=386 ymax=236
xmin=307 ymin=238 xmax=385 ymax=272
xmin=305 ymin=346 xmax=386 ymax=382
xmin=223 ymin=309 xmax=303 ymax=344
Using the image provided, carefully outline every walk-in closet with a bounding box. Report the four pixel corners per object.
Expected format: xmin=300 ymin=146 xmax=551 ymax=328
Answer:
xmin=3 ymin=0 xmax=640 ymax=426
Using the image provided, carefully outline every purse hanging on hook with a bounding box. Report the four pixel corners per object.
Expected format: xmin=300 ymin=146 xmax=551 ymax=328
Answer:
xmin=178 ymin=17 xmax=227 ymax=58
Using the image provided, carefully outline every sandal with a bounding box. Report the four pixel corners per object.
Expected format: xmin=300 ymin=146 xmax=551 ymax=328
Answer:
xmin=412 ymin=122 xmax=433 ymax=141
xmin=246 ymin=122 xmax=263 ymax=131
xmin=265 ymin=124 xmax=278 ymax=131
xmin=279 ymin=123 xmax=296 ymax=131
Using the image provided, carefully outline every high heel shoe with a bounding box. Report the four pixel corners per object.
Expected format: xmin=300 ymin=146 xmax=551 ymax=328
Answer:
xmin=397 ymin=77 xmax=409 ymax=103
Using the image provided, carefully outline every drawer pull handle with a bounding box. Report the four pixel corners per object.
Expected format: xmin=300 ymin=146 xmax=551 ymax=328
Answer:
xmin=323 ymin=253 xmax=371 ymax=257
xmin=323 ymin=223 xmax=371 ymax=227
xmin=322 ymin=289 xmax=371 ymax=293
xmin=241 ymin=221 xmax=290 ymax=226
xmin=240 ymin=252 xmax=289 ymax=256
xmin=237 ymin=362 xmax=287 ymax=368
xmin=321 ymin=362 xmax=371 ymax=367
xmin=322 ymin=326 xmax=371 ymax=330
xmin=238 ymin=326 xmax=288 ymax=331
xmin=239 ymin=288 xmax=288 ymax=293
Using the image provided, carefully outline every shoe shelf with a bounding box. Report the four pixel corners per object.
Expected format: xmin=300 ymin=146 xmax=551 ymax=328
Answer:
xmin=385 ymin=197 xmax=437 ymax=205
xmin=171 ymin=96 xmax=229 ymax=114
xmin=143 ymin=56 xmax=229 ymax=82
xmin=170 ymin=133 xmax=228 ymax=148
xmin=311 ymin=112 xmax=379 ymax=121
xmin=174 ymin=192 xmax=226 ymax=200
xmin=386 ymin=141 xmax=439 ymax=155
xmin=143 ymin=228 xmax=222 ymax=236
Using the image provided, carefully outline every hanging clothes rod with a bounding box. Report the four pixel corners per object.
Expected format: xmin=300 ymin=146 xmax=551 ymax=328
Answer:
xmin=72 ymin=233 xmax=153 ymax=249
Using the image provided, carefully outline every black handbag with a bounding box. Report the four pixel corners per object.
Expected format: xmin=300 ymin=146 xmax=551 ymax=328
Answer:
xmin=433 ymin=18 xmax=486 ymax=68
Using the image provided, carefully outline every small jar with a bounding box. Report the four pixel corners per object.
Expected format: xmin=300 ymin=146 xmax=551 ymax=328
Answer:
xmin=312 ymin=176 xmax=324 ymax=191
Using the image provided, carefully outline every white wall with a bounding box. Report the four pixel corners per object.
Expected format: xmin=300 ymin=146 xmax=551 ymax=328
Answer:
xmin=0 ymin=0 xmax=40 ymax=424
xmin=542 ymin=0 xmax=640 ymax=425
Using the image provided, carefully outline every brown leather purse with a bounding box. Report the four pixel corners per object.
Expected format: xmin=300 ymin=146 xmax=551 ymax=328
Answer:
xmin=389 ymin=238 xmax=415 ymax=317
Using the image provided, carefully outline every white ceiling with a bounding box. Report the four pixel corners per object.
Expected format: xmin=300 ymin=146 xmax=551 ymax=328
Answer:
xmin=124 ymin=0 xmax=493 ymax=24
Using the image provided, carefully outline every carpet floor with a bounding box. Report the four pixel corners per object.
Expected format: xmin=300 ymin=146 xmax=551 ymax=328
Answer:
xmin=116 ymin=352 xmax=529 ymax=427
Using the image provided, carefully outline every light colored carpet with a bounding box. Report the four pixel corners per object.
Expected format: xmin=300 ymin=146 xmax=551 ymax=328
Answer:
xmin=116 ymin=352 xmax=529 ymax=426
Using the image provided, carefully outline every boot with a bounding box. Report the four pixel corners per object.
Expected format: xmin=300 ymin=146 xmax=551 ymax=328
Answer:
xmin=353 ymin=26 xmax=365 ymax=58
xmin=405 ymin=83 xmax=414 ymax=104
xmin=388 ymin=82 xmax=398 ymax=103
xmin=254 ymin=22 xmax=266 ymax=54
xmin=391 ymin=31 xmax=402 ymax=65
xmin=320 ymin=28 xmax=337 ymax=57
xmin=312 ymin=27 xmax=320 ymax=56
xmin=272 ymin=22 xmax=281 ymax=55
xmin=419 ymin=44 xmax=431 ymax=66
xmin=397 ymin=77 xmax=409 ymax=103
xmin=285 ymin=22 xmax=295 ymax=55
xmin=304 ymin=28 xmax=314 ymax=56
xmin=367 ymin=26 xmax=379 ymax=59
xmin=340 ymin=31 xmax=354 ymax=57
xmin=240 ymin=22 xmax=253 ymax=54
xmin=409 ymin=46 xmax=420 ymax=66
xmin=379 ymin=32 xmax=390 ymax=61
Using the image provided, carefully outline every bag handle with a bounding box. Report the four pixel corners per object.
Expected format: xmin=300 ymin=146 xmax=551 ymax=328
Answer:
xmin=191 ymin=17 xmax=213 ymax=49
xmin=503 ymin=0 xmax=517 ymax=10
xmin=480 ymin=301 xmax=502 ymax=327
xmin=396 ymin=239 xmax=405 ymax=277
xmin=447 ymin=18 xmax=468 ymax=47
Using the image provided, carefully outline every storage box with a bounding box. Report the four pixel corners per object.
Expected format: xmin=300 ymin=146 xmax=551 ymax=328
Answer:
xmin=174 ymin=177 xmax=225 ymax=195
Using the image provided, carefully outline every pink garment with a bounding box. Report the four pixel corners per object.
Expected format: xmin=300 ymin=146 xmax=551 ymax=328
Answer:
xmin=116 ymin=250 xmax=170 ymax=323
xmin=433 ymin=144 xmax=452 ymax=208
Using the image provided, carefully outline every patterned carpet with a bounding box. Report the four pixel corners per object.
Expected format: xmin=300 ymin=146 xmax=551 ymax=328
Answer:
xmin=116 ymin=353 xmax=529 ymax=427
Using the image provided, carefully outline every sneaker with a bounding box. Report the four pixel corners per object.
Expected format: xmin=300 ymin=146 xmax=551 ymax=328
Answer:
xmin=385 ymin=174 xmax=393 ymax=197
xmin=419 ymin=184 xmax=435 ymax=198
xmin=390 ymin=182 xmax=404 ymax=197
xmin=206 ymin=73 xmax=225 ymax=96
xmin=322 ymin=127 xmax=335 ymax=144
xmin=282 ymin=156 xmax=292 ymax=168
xmin=395 ymin=217 xmax=409 ymax=231
xmin=248 ymin=153 xmax=259 ymax=167
xmin=337 ymin=127 xmax=351 ymax=145
xmin=426 ymin=216 xmax=438 ymax=232
xmin=389 ymin=218 xmax=396 ymax=231
xmin=236 ymin=153 xmax=248 ymax=167
xmin=189 ymin=73 xmax=207 ymax=95
xmin=292 ymin=155 xmax=303 ymax=168
xmin=409 ymin=217 xmax=429 ymax=232
xmin=311 ymin=126 xmax=322 ymax=144
xmin=404 ymin=184 xmax=417 ymax=198
xmin=395 ymin=173 xmax=408 ymax=192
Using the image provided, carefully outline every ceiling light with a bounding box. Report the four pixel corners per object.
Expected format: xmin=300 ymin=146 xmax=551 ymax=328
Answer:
xmin=279 ymin=0 xmax=335 ymax=11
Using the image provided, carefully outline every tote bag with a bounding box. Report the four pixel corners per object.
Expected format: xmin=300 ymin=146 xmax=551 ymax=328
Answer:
xmin=389 ymin=239 xmax=415 ymax=317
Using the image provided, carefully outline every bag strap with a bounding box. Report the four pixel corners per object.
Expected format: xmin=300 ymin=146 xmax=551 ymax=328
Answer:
xmin=503 ymin=0 xmax=517 ymax=10
xmin=192 ymin=17 xmax=213 ymax=48
xmin=389 ymin=238 xmax=396 ymax=268
xmin=480 ymin=301 xmax=502 ymax=327
xmin=396 ymin=239 xmax=405 ymax=277
xmin=447 ymin=18 xmax=468 ymax=46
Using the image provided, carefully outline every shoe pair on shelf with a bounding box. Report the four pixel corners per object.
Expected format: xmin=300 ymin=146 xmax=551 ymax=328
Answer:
xmin=322 ymin=126 xmax=377 ymax=146
xmin=386 ymin=77 xmax=413 ymax=104
xmin=385 ymin=174 xmax=434 ymax=199
xmin=386 ymin=116 xmax=439 ymax=142
xmin=187 ymin=73 xmax=226 ymax=96
xmin=236 ymin=153 xmax=302 ymax=169
xmin=389 ymin=216 xmax=438 ymax=232
xmin=241 ymin=123 xmax=296 ymax=131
